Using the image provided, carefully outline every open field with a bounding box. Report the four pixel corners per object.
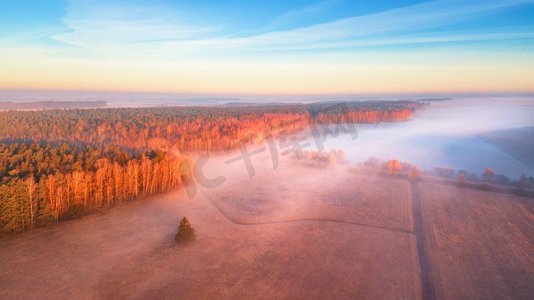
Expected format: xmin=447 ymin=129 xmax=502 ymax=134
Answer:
xmin=0 ymin=162 xmax=421 ymax=299
xmin=2 ymin=148 xmax=533 ymax=299
xmin=3 ymin=1 xmax=534 ymax=298
xmin=419 ymin=183 xmax=534 ymax=299
xmin=209 ymin=165 xmax=413 ymax=232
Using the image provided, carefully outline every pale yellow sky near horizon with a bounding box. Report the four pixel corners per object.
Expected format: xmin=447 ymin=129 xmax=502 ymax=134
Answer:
xmin=1 ymin=48 xmax=534 ymax=94
xmin=3 ymin=0 xmax=534 ymax=95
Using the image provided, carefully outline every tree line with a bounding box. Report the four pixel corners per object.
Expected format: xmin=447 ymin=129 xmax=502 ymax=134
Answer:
xmin=0 ymin=102 xmax=420 ymax=234
xmin=0 ymin=102 xmax=418 ymax=153
xmin=0 ymin=142 xmax=192 ymax=233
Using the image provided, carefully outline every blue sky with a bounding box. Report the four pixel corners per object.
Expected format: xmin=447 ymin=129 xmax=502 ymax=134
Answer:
xmin=1 ymin=0 xmax=534 ymax=94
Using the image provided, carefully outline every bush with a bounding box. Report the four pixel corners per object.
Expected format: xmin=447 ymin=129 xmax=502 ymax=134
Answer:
xmin=175 ymin=217 xmax=195 ymax=243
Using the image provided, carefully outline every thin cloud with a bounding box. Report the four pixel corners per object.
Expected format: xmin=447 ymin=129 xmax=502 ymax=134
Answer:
xmin=50 ymin=0 xmax=534 ymax=57
xmin=52 ymin=0 xmax=221 ymax=50
xmin=0 ymin=26 xmax=67 ymax=46
xmin=223 ymin=0 xmax=534 ymax=50
xmin=271 ymin=0 xmax=345 ymax=27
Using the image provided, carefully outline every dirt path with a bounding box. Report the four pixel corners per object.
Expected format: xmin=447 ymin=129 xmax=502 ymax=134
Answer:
xmin=411 ymin=181 xmax=437 ymax=300
xmin=204 ymin=192 xmax=414 ymax=235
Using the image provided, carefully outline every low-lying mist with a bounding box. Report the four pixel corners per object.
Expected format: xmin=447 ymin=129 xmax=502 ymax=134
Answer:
xmin=186 ymin=95 xmax=534 ymax=198
xmin=321 ymin=96 xmax=534 ymax=178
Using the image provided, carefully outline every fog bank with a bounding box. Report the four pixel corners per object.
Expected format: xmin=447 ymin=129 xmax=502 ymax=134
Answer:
xmin=322 ymin=97 xmax=534 ymax=178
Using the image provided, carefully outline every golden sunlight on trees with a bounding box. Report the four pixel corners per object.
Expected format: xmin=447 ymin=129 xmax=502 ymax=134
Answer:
xmin=386 ymin=159 xmax=402 ymax=174
xmin=0 ymin=102 xmax=417 ymax=153
xmin=25 ymin=176 xmax=36 ymax=228
xmin=0 ymin=102 xmax=420 ymax=234
xmin=296 ymin=149 xmax=347 ymax=168
xmin=0 ymin=143 xmax=191 ymax=233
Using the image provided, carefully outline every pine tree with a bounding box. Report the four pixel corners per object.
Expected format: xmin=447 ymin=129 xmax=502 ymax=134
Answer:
xmin=175 ymin=217 xmax=195 ymax=243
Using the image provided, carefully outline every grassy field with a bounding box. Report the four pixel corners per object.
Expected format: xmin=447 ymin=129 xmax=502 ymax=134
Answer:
xmin=210 ymin=166 xmax=413 ymax=232
xmin=1 ymin=152 xmax=532 ymax=299
xmin=0 ymin=163 xmax=421 ymax=299
xmin=419 ymin=182 xmax=534 ymax=299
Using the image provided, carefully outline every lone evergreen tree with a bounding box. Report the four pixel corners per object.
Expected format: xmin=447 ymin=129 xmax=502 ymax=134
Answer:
xmin=175 ymin=216 xmax=195 ymax=243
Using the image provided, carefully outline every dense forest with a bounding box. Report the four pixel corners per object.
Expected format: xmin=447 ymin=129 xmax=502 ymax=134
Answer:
xmin=0 ymin=142 xmax=191 ymax=233
xmin=0 ymin=101 xmax=420 ymax=233
xmin=0 ymin=101 xmax=418 ymax=152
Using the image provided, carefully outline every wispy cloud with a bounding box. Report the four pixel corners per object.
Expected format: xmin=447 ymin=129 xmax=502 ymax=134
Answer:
xmin=49 ymin=0 xmax=534 ymax=59
xmin=270 ymin=0 xmax=344 ymax=28
xmin=52 ymin=0 xmax=221 ymax=50
xmin=0 ymin=26 xmax=67 ymax=46
xmin=213 ymin=0 xmax=534 ymax=51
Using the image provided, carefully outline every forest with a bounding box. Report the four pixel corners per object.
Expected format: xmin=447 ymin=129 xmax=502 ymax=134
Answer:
xmin=0 ymin=101 xmax=419 ymax=233
xmin=0 ymin=101 xmax=418 ymax=152
xmin=0 ymin=142 xmax=191 ymax=233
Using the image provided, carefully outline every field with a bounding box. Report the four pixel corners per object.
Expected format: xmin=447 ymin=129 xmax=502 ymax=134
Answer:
xmin=419 ymin=183 xmax=534 ymax=299
xmin=2 ymin=1 xmax=534 ymax=299
xmin=0 ymin=158 xmax=421 ymax=299
xmin=209 ymin=166 xmax=413 ymax=232
xmin=1 ymin=150 xmax=533 ymax=299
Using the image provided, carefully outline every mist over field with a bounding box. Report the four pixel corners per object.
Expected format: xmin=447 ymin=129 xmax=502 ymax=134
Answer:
xmin=321 ymin=96 xmax=534 ymax=178
xmin=2 ymin=90 xmax=532 ymax=178
xmin=1 ymin=93 xmax=533 ymax=299
xmin=2 ymin=0 xmax=534 ymax=298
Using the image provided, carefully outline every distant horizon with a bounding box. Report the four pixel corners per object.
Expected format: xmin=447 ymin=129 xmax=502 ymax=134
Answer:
xmin=2 ymin=87 xmax=534 ymax=99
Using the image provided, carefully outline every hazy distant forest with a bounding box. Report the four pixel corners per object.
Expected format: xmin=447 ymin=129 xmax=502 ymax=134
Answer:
xmin=0 ymin=102 xmax=417 ymax=233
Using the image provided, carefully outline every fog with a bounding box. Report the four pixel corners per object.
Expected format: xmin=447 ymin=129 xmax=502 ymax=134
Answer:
xmin=2 ymin=89 xmax=532 ymax=177
xmin=321 ymin=96 xmax=534 ymax=178
xmin=187 ymin=95 xmax=534 ymax=192
xmin=1 ymin=96 xmax=533 ymax=299
xmin=0 ymin=148 xmax=421 ymax=299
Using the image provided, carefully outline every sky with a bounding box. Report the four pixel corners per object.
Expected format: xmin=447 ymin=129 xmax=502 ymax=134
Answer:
xmin=1 ymin=0 xmax=534 ymax=95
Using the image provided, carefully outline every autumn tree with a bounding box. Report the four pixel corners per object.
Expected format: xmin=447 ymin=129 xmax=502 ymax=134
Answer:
xmin=386 ymin=159 xmax=402 ymax=174
xmin=483 ymin=167 xmax=495 ymax=182
xmin=0 ymin=102 xmax=421 ymax=234
xmin=0 ymin=102 xmax=419 ymax=153
xmin=25 ymin=176 xmax=36 ymax=227
xmin=0 ymin=142 xmax=192 ymax=233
